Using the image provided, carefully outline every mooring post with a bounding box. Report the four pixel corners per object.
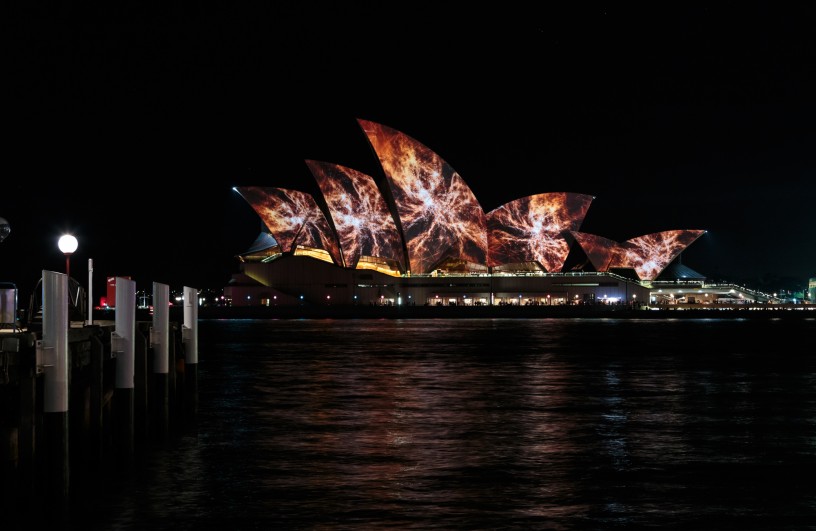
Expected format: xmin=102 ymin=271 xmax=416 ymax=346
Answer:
xmin=183 ymin=285 xmax=199 ymax=419
xmin=41 ymin=269 xmax=70 ymax=518
xmin=89 ymin=328 xmax=105 ymax=469
xmin=134 ymin=321 xmax=149 ymax=449
xmin=113 ymin=277 xmax=136 ymax=466
xmin=151 ymin=282 xmax=170 ymax=444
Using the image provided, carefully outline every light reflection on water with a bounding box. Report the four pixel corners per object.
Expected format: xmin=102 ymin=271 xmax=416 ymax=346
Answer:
xmin=71 ymin=318 xmax=816 ymax=530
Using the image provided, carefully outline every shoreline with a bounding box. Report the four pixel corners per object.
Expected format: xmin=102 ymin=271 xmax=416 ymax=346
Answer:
xmin=179 ymin=304 xmax=816 ymax=320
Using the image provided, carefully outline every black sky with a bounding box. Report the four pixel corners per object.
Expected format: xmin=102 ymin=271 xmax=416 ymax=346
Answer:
xmin=4 ymin=3 xmax=815 ymax=304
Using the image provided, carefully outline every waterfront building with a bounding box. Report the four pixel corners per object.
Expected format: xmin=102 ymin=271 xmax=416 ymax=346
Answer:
xmin=224 ymin=119 xmax=777 ymax=308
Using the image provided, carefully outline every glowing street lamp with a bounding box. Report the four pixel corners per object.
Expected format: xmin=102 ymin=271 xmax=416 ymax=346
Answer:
xmin=58 ymin=234 xmax=78 ymax=278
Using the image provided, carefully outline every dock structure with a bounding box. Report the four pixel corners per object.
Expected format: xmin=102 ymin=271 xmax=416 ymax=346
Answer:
xmin=0 ymin=274 xmax=198 ymax=526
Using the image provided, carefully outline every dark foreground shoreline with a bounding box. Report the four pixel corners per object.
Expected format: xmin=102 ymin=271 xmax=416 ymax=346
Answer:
xmin=185 ymin=304 xmax=815 ymax=320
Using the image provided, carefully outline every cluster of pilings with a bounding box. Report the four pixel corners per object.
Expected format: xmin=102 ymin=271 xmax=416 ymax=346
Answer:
xmin=0 ymin=273 xmax=199 ymax=527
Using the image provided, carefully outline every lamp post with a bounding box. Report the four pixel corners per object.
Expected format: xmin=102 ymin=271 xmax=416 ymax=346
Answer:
xmin=58 ymin=234 xmax=78 ymax=278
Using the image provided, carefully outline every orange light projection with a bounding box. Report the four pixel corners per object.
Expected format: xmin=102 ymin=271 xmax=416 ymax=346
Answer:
xmin=236 ymin=119 xmax=708 ymax=279
xmin=618 ymin=230 xmax=706 ymax=280
xmin=358 ymin=119 xmax=488 ymax=274
xmin=306 ymin=160 xmax=405 ymax=271
xmin=486 ymin=193 xmax=594 ymax=271
xmin=571 ymin=230 xmax=706 ymax=280
xmin=235 ymin=186 xmax=343 ymax=266
xmin=569 ymin=232 xmax=620 ymax=272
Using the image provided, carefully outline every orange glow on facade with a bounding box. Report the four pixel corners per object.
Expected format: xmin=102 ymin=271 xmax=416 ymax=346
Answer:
xmin=571 ymin=230 xmax=706 ymax=280
xmin=358 ymin=119 xmax=488 ymax=274
xmin=236 ymin=186 xmax=343 ymax=266
xmin=236 ymin=120 xmax=705 ymax=279
xmin=486 ymin=193 xmax=594 ymax=271
xmin=307 ymin=160 xmax=405 ymax=271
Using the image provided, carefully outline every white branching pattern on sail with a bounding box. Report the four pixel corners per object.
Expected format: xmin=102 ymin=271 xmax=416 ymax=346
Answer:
xmin=308 ymin=160 xmax=404 ymax=270
xmin=236 ymin=186 xmax=342 ymax=266
xmin=360 ymin=119 xmax=487 ymax=274
xmin=488 ymin=193 xmax=593 ymax=271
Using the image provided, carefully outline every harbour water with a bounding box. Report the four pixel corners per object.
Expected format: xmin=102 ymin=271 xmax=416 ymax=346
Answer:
xmin=66 ymin=317 xmax=815 ymax=530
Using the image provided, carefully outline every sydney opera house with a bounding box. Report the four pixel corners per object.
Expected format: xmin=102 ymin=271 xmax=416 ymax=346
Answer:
xmin=224 ymin=118 xmax=742 ymax=309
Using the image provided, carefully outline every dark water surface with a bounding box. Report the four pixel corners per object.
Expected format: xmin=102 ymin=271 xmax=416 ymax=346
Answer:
xmin=73 ymin=318 xmax=816 ymax=530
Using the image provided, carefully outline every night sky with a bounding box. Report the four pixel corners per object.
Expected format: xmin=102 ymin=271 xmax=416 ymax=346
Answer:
xmin=4 ymin=3 xmax=815 ymax=305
